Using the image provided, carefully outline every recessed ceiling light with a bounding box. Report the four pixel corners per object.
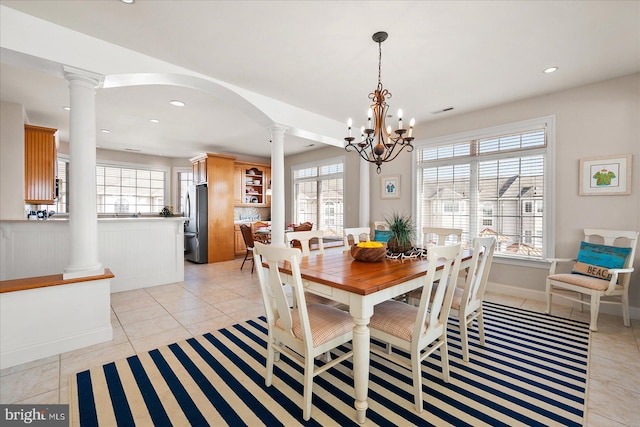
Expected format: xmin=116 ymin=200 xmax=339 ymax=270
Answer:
xmin=543 ymin=67 xmax=558 ymax=74
xmin=150 ymin=119 xmax=160 ymax=123
xmin=100 ymin=129 xmax=110 ymax=133
xmin=62 ymin=106 xmax=71 ymax=111
xmin=121 ymin=0 xmax=134 ymax=4
xmin=169 ymin=100 xmax=185 ymax=107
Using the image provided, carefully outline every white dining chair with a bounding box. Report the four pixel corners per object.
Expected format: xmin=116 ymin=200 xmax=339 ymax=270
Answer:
xmin=368 ymin=244 xmax=463 ymax=412
xmin=373 ymin=221 xmax=389 ymax=230
xmin=406 ymin=227 xmax=464 ymax=305
xmin=343 ymin=227 xmax=371 ymax=250
xmin=422 ymin=226 xmax=463 ymax=247
xmin=253 ymin=242 xmax=354 ymax=421
xmin=285 ymin=230 xmax=325 ymax=256
xmin=448 ymin=236 xmax=496 ymax=362
xmin=546 ymin=228 xmax=638 ymax=331
xmin=286 ymin=229 xmax=342 ymax=309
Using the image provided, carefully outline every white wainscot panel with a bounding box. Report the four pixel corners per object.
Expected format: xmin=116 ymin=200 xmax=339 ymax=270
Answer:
xmin=0 ymin=218 xmax=185 ymax=292
xmin=0 ymin=278 xmax=113 ymax=369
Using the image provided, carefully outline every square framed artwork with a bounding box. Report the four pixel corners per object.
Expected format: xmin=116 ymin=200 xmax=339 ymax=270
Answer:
xmin=381 ymin=175 xmax=400 ymax=199
xmin=579 ymin=154 xmax=632 ymax=196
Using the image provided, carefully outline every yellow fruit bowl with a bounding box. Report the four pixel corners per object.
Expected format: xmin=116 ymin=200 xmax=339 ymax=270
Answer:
xmin=350 ymin=243 xmax=387 ymax=263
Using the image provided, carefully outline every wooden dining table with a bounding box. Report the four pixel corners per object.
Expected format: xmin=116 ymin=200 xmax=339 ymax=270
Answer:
xmin=276 ymin=249 xmax=473 ymax=424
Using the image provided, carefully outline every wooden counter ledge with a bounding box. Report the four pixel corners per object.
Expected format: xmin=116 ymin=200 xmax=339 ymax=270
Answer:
xmin=0 ymin=269 xmax=114 ymax=293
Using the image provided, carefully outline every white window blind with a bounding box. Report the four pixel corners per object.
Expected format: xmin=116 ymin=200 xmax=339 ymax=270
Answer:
xmin=415 ymin=118 xmax=552 ymax=261
xmin=96 ymin=166 xmax=165 ymax=214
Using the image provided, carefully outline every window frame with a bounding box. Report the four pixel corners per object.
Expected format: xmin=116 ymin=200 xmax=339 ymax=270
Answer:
xmin=412 ymin=116 xmax=555 ymax=268
xmin=95 ymin=160 xmax=169 ymax=215
xmin=290 ymin=155 xmax=345 ymax=237
xmin=56 ymin=157 xmax=170 ymax=216
xmin=173 ymin=167 xmax=193 ymax=215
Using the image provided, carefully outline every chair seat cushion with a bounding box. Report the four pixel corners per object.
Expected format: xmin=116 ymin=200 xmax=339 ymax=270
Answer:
xmin=409 ymin=285 xmax=464 ymax=310
xmin=548 ymin=273 xmax=622 ymax=291
xmin=370 ymin=300 xmax=424 ymax=341
xmin=276 ymin=303 xmax=353 ymax=347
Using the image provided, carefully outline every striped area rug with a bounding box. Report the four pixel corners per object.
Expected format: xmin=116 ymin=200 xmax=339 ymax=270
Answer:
xmin=69 ymin=302 xmax=590 ymax=426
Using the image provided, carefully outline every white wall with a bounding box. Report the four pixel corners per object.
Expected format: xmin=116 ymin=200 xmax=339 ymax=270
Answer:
xmin=287 ymin=73 xmax=640 ymax=316
xmin=0 ymin=101 xmax=25 ymax=220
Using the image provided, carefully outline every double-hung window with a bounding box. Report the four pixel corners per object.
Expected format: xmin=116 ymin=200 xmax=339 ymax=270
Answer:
xmin=292 ymin=157 xmax=344 ymax=238
xmin=414 ymin=116 xmax=555 ymax=262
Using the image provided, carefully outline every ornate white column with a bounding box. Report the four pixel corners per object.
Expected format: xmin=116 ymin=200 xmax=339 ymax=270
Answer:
xmin=359 ymin=157 xmax=370 ymax=227
xmin=269 ymin=124 xmax=288 ymax=247
xmin=63 ymin=66 xmax=104 ymax=279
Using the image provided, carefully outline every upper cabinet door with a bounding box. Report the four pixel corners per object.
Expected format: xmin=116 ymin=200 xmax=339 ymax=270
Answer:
xmin=24 ymin=124 xmax=57 ymax=204
xmin=234 ymin=162 xmax=270 ymax=207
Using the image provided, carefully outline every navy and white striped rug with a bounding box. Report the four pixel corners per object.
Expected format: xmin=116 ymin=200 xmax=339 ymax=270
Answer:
xmin=69 ymin=302 xmax=590 ymax=426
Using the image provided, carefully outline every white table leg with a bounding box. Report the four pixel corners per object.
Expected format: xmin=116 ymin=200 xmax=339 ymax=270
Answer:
xmin=352 ymin=316 xmax=370 ymax=424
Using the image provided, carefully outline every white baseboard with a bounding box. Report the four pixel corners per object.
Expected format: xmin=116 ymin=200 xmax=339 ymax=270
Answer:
xmin=0 ymin=326 xmax=113 ymax=370
xmin=486 ymin=281 xmax=640 ymax=321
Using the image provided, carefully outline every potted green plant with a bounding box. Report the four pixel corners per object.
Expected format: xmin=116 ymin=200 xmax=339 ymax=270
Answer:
xmin=384 ymin=211 xmax=414 ymax=253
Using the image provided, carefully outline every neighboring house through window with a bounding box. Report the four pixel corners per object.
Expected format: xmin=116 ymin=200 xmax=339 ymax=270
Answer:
xmin=414 ymin=116 xmax=555 ymax=262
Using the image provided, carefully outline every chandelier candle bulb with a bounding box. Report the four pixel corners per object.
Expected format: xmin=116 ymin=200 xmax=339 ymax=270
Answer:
xmin=409 ymin=118 xmax=415 ymax=137
xmin=347 ymin=118 xmax=352 ymax=136
xmin=398 ymin=109 xmax=403 ymax=129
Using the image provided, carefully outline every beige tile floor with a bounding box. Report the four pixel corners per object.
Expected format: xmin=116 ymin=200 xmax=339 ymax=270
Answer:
xmin=2 ymin=259 xmax=639 ymax=426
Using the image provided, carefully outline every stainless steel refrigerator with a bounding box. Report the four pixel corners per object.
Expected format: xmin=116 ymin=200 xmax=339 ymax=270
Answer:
xmin=184 ymin=184 xmax=208 ymax=263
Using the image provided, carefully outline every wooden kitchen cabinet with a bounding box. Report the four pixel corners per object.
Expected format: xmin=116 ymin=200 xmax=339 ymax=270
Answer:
xmin=234 ymin=224 xmax=247 ymax=256
xmin=190 ymin=155 xmax=208 ymax=184
xmin=189 ymin=153 xmax=237 ymax=263
xmin=234 ymin=161 xmax=271 ymax=207
xmin=233 ymin=164 xmax=244 ymax=205
xmin=24 ymin=124 xmax=57 ymax=204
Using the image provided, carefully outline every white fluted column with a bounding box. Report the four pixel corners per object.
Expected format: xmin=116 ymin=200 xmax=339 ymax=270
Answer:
xmin=269 ymin=124 xmax=288 ymax=247
xmin=63 ymin=66 xmax=104 ymax=279
xmin=359 ymin=157 xmax=370 ymax=227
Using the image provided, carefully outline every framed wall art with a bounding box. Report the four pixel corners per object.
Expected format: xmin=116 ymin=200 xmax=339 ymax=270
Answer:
xmin=579 ymin=154 xmax=632 ymax=196
xmin=381 ymin=175 xmax=400 ymax=199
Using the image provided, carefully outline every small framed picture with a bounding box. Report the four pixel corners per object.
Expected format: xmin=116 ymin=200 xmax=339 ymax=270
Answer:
xmin=381 ymin=175 xmax=400 ymax=199
xmin=579 ymin=154 xmax=632 ymax=196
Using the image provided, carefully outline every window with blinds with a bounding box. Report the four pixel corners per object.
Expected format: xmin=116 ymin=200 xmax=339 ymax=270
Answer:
xmin=415 ymin=118 xmax=552 ymax=261
xmin=293 ymin=158 xmax=344 ymax=238
xmin=96 ymin=166 xmax=166 ymax=214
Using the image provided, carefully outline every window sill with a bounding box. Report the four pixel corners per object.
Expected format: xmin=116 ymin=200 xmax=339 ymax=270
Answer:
xmin=492 ymin=254 xmax=550 ymax=270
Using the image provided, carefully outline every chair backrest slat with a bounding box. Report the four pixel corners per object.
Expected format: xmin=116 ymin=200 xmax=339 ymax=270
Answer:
xmin=240 ymin=224 xmax=255 ymax=248
xmin=414 ymin=244 xmax=463 ymax=338
xmin=254 ymin=243 xmax=312 ymax=344
xmin=422 ymin=227 xmax=463 ymax=247
xmin=286 ymin=230 xmax=325 ymax=256
xmin=461 ymin=237 xmax=496 ymax=308
xmin=343 ymin=227 xmax=371 ymax=248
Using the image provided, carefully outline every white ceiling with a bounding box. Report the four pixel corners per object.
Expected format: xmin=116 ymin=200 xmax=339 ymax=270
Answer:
xmin=1 ymin=1 xmax=638 ymax=159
